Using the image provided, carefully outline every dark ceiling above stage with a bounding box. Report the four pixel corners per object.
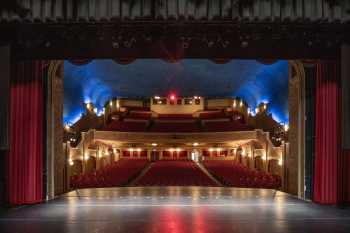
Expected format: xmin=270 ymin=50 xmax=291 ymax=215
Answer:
xmin=64 ymin=59 xmax=289 ymax=125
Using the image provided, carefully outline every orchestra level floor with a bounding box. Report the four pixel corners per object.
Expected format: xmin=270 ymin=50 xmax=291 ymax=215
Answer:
xmin=0 ymin=187 xmax=350 ymax=233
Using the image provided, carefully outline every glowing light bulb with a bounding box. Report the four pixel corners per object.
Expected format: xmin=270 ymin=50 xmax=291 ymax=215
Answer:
xmin=170 ymin=148 xmax=174 ymax=152
xmin=239 ymin=100 xmax=243 ymax=107
xmin=284 ymin=124 xmax=289 ymax=131
xmin=69 ymin=158 xmax=74 ymax=166
xmin=129 ymin=148 xmax=134 ymax=152
xmin=176 ymin=148 xmax=181 ymax=152
xmin=193 ymin=142 xmax=199 ymax=147
xmin=152 ymin=143 xmax=158 ymax=147
xmin=216 ymin=148 xmax=221 ymax=152
xmin=209 ymin=148 xmax=214 ymax=152
xmin=109 ymin=101 xmax=113 ymax=107
xmin=137 ymin=148 xmax=141 ymax=152
xmin=84 ymin=154 xmax=89 ymax=160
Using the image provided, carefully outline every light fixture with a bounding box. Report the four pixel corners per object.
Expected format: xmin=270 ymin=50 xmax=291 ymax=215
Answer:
xmin=137 ymin=148 xmax=141 ymax=152
xmin=209 ymin=148 xmax=214 ymax=152
xmin=84 ymin=154 xmax=89 ymax=160
xmin=189 ymin=101 xmax=193 ymax=104
xmin=284 ymin=124 xmax=289 ymax=132
xmin=170 ymin=95 xmax=176 ymax=100
xmin=193 ymin=142 xmax=199 ymax=147
xmin=241 ymin=149 xmax=245 ymax=156
xmin=109 ymin=101 xmax=113 ymax=107
xmin=255 ymin=107 xmax=259 ymax=113
xmin=216 ymin=148 xmax=221 ymax=152
xmin=170 ymin=148 xmax=174 ymax=152
xmin=239 ymin=100 xmax=243 ymax=107
xmin=154 ymin=96 xmax=160 ymax=99
xmin=93 ymin=108 xmax=97 ymax=114
xmin=152 ymin=143 xmax=158 ymax=147
xmin=263 ymin=104 xmax=267 ymax=110
xmin=176 ymin=148 xmax=181 ymax=152
xmin=69 ymin=158 xmax=74 ymax=166
xmin=233 ymin=100 xmax=237 ymax=108
xmin=130 ymin=148 xmax=134 ymax=152
xmin=158 ymin=100 xmax=162 ymax=104
xmin=278 ymin=158 xmax=283 ymax=166
xmin=64 ymin=125 xmax=70 ymax=131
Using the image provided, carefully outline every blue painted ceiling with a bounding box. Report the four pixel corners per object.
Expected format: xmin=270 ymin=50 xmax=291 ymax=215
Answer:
xmin=64 ymin=59 xmax=288 ymax=125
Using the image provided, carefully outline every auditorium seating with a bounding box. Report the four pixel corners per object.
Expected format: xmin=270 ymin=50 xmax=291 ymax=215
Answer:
xmin=158 ymin=114 xmax=194 ymax=120
xmin=149 ymin=122 xmax=200 ymax=132
xmin=134 ymin=160 xmax=216 ymax=186
xmin=199 ymin=111 xmax=226 ymax=119
xmin=204 ymin=120 xmax=251 ymax=132
xmin=127 ymin=111 xmax=152 ymax=119
xmin=103 ymin=120 xmax=148 ymax=132
xmin=70 ymin=159 xmax=148 ymax=188
xmin=203 ymin=160 xmax=281 ymax=189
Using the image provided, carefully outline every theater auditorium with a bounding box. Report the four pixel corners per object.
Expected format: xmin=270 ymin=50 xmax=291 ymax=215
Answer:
xmin=1 ymin=1 xmax=350 ymax=233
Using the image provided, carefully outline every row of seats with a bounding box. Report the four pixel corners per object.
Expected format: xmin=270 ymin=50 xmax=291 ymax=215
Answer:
xmin=203 ymin=121 xmax=252 ymax=132
xmin=203 ymin=160 xmax=281 ymax=189
xmin=134 ymin=160 xmax=216 ymax=186
xmin=149 ymin=122 xmax=200 ymax=132
xmin=127 ymin=111 xmax=152 ymax=119
xmin=103 ymin=120 xmax=148 ymax=132
xmin=103 ymin=119 xmax=250 ymax=132
xmin=70 ymin=159 xmax=148 ymax=188
xmin=157 ymin=114 xmax=194 ymax=120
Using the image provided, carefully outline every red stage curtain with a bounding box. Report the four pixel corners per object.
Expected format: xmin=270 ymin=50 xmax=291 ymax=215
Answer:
xmin=6 ymin=61 xmax=44 ymax=205
xmin=313 ymin=61 xmax=341 ymax=204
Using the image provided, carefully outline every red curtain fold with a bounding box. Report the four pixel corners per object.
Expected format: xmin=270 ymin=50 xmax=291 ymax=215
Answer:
xmin=6 ymin=61 xmax=44 ymax=205
xmin=313 ymin=61 xmax=341 ymax=204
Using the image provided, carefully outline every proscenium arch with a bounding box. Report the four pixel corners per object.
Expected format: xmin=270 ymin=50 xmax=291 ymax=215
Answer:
xmin=46 ymin=59 xmax=305 ymax=200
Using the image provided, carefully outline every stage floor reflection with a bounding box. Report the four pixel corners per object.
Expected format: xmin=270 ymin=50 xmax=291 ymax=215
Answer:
xmin=1 ymin=187 xmax=350 ymax=233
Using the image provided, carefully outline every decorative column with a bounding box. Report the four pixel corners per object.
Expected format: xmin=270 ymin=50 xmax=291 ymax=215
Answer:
xmin=147 ymin=149 xmax=151 ymax=161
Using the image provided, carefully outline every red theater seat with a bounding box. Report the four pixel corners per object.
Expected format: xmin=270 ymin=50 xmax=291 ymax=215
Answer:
xmin=199 ymin=111 xmax=226 ymax=119
xmin=203 ymin=160 xmax=281 ymax=189
xmin=204 ymin=120 xmax=251 ymax=132
xmin=134 ymin=160 xmax=216 ymax=186
xmin=127 ymin=111 xmax=152 ymax=119
xmin=70 ymin=159 xmax=148 ymax=188
xmin=150 ymin=122 xmax=200 ymax=132
xmin=103 ymin=120 xmax=148 ymax=132
xmin=158 ymin=114 xmax=194 ymax=120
